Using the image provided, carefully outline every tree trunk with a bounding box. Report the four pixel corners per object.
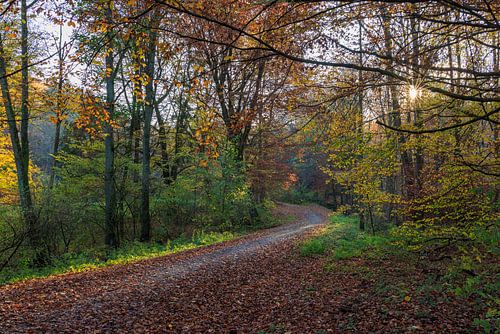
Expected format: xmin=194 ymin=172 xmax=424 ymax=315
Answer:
xmin=493 ymin=33 xmax=499 ymax=204
xmin=104 ymin=4 xmax=117 ymax=248
xmin=382 ymin=8 xmax=411 ymax=220
xmin=359 ymin=210 xmax=365 ymax=231
xmin=20 ymin=0 xmax=38 ymax=253
xmin=49 ymin=120 xmax=62 ymax=189
xmin=140 ymin=24 xmax=157 ymax=242
xmin=49 ymin=25 xmax=65 ymax=189
xmin=155 ymin=103 xmax=171 ymax=184
xmin=0 ymin=1 xmax=42 ymax=263
xmin=410 ymin=13 xmax=424 ymax=196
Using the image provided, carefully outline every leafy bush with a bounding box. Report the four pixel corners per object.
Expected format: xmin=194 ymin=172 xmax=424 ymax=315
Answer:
xmin=393 ymin=174 xmax=495 ymax=253
xmin=43 ymin=142 xmax=109 ymax=251
xmin=153 ymin=149 xmax=256 ymax=240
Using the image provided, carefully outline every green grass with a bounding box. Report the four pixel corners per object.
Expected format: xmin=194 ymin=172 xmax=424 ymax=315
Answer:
xmin=0 ymin=230 xmax=238 ymax=285
xmin=300 ymin=214 xmax=391 ymax=259
xmin=300 ymin=238 xmax=328 ymax=256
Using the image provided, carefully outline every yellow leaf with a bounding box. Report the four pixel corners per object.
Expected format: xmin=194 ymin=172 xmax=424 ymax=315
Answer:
xmin=404 ymin=295 xmax=411 ymax=302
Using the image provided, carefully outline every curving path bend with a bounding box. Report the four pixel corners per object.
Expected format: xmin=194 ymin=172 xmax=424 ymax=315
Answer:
xmin=0 ymin=203 xmax=331 ymax=333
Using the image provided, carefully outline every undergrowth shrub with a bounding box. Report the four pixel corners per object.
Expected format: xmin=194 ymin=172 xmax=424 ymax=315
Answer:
xmin=0 ymin=142 xmax=277 ymax=285
xmin=153 ymin=150 xmax=258 ymax=240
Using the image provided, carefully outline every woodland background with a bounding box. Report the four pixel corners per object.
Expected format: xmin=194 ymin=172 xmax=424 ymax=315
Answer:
xmin=0 ymin=1 xmax=498 ymax=324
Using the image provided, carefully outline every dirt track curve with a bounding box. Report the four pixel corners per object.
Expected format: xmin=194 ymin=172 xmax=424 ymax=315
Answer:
xmin=0 ymin=203 xmax=331 ymax=334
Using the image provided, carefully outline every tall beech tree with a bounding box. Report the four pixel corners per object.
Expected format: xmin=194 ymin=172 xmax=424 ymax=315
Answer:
xmin=139 ymin=9 xmax=159 ymax=242
xmin=0 ymin=0 xmax=42 ymax=262
xmin=103 ymin=2 xmax=119 ymax=247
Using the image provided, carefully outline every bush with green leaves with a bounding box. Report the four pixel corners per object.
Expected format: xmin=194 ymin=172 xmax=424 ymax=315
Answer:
xmin=152 ymin=149 xmax=255 ymax=240
xmin=41 ymin=141 xmax=142 ymax=254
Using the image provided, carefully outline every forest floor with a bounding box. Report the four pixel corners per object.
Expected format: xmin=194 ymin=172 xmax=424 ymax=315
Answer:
xmin=0 ymin=203 xmax=487 ymax=333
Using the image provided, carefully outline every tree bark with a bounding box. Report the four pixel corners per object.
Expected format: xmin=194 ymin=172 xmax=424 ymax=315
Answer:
xmin=140 ymin=22 xmax=158 ymax=242
xmin=49 ymin=25 xmax=65 ymax=189
xmin=382 ymin=8 xmax=411 ymax=208
xmin=0 ymin=0 xmax=43 ymax=263
xmin=104 ymin=3 xmax=117 ymax=248
xmin=410 ymin=12 xmax=424 ymax=196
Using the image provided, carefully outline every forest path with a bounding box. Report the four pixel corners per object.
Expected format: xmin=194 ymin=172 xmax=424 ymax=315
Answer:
xmin=0 ymin=203 xmax=331 ymax=333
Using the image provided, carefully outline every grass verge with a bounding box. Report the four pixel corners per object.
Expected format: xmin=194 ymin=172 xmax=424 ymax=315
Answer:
xmin=300 ymin=214 xmax=390 ymax=259
xmin=0 ymin=230 xmax=238 ymax=285
xmin=300 ymin=214 xmax=499 ymax=333
xmin=0 ymin=207 xmax=295 ymax=286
